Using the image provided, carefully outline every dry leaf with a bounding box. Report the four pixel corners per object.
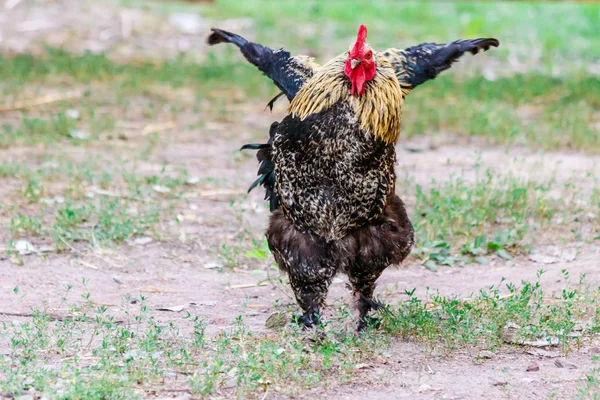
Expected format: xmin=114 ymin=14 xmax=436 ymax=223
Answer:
xmin=229 ymin=282 xmax=269 ymax=289
xmin=136 ymin=285 xmax=177 ymax=293
xmin=265 ymin=312 xmax=287 ymax=330
xmin=156 ymin=302 xmax=196 ymax=312
xmin=246 ymin=304 xmax=270 ymax=309
xmin=554 ymin=359 xmax=577 ymax=369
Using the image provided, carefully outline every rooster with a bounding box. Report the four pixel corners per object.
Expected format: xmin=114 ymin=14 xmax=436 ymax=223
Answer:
xmin=208 ymin=25 xmax=498 ymax=331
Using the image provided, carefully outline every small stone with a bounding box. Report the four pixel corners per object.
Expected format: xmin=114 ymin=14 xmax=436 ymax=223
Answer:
xmin=40 ymin=196 xmax=65 ymax=205
xmin=560 ymin=249 xmax=577 ymax=262
xmin=528 ymin=253 xmax=559 ymax=264
xmin=65 ymin=109 xmax=80 ymax=120
xmin=223 ymin=377 xmax=237 ymax=388
xmin=14 ymin=240 xmax=35 ymax=255
xmin=526 ymin=363 xmax=539 ymax=372
xmin=69 ymin=130 xmax=90 ymax=140
xmin=526 ymin=349 xmax=560 ymax=358
xmin=424 ymin=260 xmax=438 ymax=272
xmin=524 ymin=337 xmax=559 ymax=347
xmin=501 ymin=322 xmax=520 ymax=344
xmin=478 ymin=350 xmax=495 ymax=359
xmin=38 ymin=245 xmax=56 ymax=253
xmin=134 ymin=236 xmax=153 ymax=246
xmin=152 ymin=185 xmax=171 ymax=194
xmin=529 ymin=246 xmax=577 ymax=264
xmin=41 ymin=161 xmax=60 ymax=169
xmin=185 ymin=177 xmax=200 ymax=185
xmin=203 ymin=262 xmax=222 ymax=269
xmin=475 ymin=256 xmax=489 ymax=265
xmin=157 ymin=304 xmax=189 ymax=312
xmin=418 ymin=384 xmax=440 ymax=393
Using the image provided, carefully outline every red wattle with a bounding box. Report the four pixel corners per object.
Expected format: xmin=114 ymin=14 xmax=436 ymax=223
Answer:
xmin=350 ymin=66 xmax=366 ymax=96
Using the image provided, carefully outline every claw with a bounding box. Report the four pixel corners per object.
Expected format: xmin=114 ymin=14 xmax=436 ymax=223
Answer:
xmin=292 ymin=312 xmax=321 ymax=329
xmin=353 ymin=291 xmax=390 ymax=332
xmin=356 ymin=315 xmax=382 ymax=333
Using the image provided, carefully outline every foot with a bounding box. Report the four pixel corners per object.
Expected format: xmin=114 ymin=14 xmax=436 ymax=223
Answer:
xmin=353 ymin=291 xmax=388 ymax=332
xmin=356 ymin=315 xmax=382 ymax=333
xmin=360 ymin=296 xmax=386 ymax=312
xmin=292 ymin=311 xmax=321 ymax=329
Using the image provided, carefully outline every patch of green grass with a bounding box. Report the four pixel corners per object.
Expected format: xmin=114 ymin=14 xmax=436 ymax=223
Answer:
xmin=197 ymin=1 xmax=598 ymax=151
xmin=3 ymin=156 xmax=192 ymax=252
xmin=215 ymin=232 xmax=268 ymax=270
xmin=0 ymin=113 xmax=78 ymax=148
xmin=402 ymin=73 xmax=600 ymax=151
xmin=9 ymin=214 xmax=44 ymax=237
xmin=0 ymin=48 xmax=274 ymax=148
xmin=51 ymin=197 xmax=162 ymax=247
xmin=579 ymin=356 xmax=600 ymax=399
xmin=2 ymin=1 xmax=599 ymax=151
xmin=1 ymin=273 xmax=598 ymax=397
xmin=6 ymin=197 xmax=162 ymax=251
xmin=194 ymin=1 xmax=600 ymax=63
xmin=383 ymin=269 xmax=596 ymax=351
xmin=0 ymin=49 xmax=272 ymax=100
xmin=408 ymin=169 xmax=597 ymax=269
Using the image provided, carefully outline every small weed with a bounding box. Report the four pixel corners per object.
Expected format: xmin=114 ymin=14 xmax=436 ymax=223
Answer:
xmin=409 ymin=170 xmax=588 ymax=267
xmin=0 ymin=276 xmax=597 ymax=398
xmin=579 ymin=356 xmax=600 ymax=399
xmin=9 ymin=214 xmax=44 ymax=237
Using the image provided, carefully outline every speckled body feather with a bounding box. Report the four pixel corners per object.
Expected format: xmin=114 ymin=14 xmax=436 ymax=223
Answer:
xmin=273 ymin=56 xmax=403 ymax=241
xmin=207 ymin=28 xmax=498 ymax=330
xmin=266 ymin=53 xmax=414 ymax=329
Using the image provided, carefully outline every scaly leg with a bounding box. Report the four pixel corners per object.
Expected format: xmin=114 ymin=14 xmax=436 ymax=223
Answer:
xmin=348 ymin=270 xmax=385 ymax=332
xmin=288 ymin=265 xmax=336 ymax=328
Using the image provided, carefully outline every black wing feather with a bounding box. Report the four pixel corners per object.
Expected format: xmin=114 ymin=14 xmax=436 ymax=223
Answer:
xmin=382 ymin=38 xmax=499 ymax=94
xmin=207 ymin=28 xmax=316 ymax=101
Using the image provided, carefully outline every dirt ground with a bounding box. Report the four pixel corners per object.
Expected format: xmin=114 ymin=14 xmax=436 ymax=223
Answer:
xmin=1 ymin=1 xmax=600 ymax=399
xmin=2 ymin=135 xmax=600 ymax=399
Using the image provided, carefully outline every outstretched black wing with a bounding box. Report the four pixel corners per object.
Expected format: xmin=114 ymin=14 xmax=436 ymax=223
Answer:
xmin=381 ymin=38 xmax=499 ymax=98
xmin=207 ymin=28 xmax=318 ymax=101
xmin=241 ymin=121 xmax=279 ymax=212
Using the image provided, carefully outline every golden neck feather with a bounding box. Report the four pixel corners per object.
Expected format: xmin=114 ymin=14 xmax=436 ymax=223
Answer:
xmin=288 ymin=55 xmax=403 ymax=144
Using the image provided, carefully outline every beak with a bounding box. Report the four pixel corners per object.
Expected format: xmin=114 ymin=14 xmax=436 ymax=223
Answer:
xmin=350 ymin=58 xmax=360 ymax=69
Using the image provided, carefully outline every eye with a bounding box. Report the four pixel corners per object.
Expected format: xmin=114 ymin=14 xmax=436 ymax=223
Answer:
xmin=365 ymin=51 xmax=373 ymax=60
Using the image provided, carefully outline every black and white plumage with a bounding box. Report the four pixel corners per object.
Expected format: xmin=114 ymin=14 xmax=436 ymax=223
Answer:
xmin=209 ymin=28 xmax=498 ymax=209
xmin=207 ymin=27 xmax=498 ymax=331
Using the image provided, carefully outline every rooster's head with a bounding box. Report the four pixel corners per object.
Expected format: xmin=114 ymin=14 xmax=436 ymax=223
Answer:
xmin=344 ymin=24 xmax=376 ymax=96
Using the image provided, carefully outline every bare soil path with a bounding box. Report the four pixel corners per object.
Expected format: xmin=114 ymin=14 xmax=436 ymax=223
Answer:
xmin=2 ymin=137 xmax=600 ymax=399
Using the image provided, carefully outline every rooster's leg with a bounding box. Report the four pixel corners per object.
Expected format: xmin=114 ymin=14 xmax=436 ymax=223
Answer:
xmin=288 ymin=267 xmax=335 ymax=329
xmin=349 ymin=272 xmax=385 ymax=332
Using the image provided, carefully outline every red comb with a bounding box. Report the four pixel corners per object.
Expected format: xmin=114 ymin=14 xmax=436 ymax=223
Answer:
xmin=350 ymin=24 xmax=368 ymax=57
